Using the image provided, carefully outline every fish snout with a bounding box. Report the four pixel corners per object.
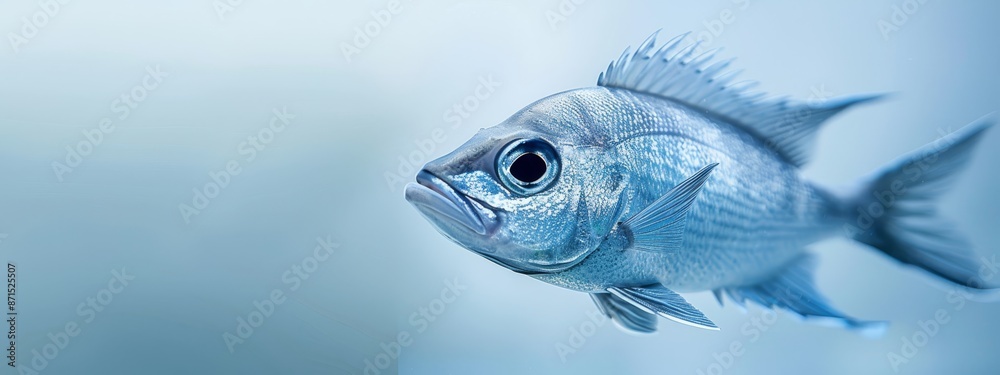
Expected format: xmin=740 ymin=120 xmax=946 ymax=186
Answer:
xmin=405 ymin=170 xmax=499 ymax=237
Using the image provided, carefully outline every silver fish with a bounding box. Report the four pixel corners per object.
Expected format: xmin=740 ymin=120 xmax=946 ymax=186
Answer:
xmin=404 ymin=31 xmax=995 ymax=334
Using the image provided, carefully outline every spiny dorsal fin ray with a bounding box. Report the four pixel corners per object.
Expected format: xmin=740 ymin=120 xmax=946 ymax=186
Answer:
xmin=597 ymin=31 xmax=884 ymax=167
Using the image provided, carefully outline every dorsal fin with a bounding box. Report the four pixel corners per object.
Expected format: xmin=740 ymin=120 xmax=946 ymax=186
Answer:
xmin=597 ymin=31 xmax=883 ymax=167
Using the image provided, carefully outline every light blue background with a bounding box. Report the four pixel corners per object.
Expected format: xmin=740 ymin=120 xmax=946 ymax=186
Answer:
xmin=1 ymin=1 xmax=998 ymax=374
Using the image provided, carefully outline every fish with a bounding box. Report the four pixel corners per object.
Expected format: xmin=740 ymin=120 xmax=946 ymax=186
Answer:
xmin=403 ymin=31 xmax=996 ymax=334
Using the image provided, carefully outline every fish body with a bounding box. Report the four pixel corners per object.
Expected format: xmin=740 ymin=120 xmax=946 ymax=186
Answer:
xmin=523 ymin=87 xmax=838 ymax=293
xmin=405 ymin=32 xmax=995 ymax=333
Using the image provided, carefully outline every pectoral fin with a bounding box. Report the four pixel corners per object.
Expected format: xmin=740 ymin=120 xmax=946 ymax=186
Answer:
xmin=608 ymin=285 xmax=718 ymax=330
xmin=590 ymin=293 xmax=658 ymax=334
xmin=620 ymin=163 xmax=717 ymax=254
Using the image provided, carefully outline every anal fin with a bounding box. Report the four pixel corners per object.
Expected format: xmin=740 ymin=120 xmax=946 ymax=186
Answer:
xmin=716 ymin=253 xmax=887 ymax=337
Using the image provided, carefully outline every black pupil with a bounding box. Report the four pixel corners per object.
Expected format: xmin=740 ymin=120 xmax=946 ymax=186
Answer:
xmin=509 ymin=153 xmax=547 ymax=183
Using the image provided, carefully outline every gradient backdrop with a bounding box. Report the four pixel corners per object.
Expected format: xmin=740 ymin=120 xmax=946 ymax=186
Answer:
xmin=1 ymin=1 xmax=998 ymax=374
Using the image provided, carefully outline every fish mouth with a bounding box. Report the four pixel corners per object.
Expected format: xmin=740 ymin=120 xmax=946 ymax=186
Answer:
xmin=405 ymin=170 xmax=585 ymax=275
xmin=404 ymin=170 xmax=498 ymax=236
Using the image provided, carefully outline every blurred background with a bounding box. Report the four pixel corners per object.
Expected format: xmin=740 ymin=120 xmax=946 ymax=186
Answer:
xmin=0 ymin=0 xmax=998 ymax=374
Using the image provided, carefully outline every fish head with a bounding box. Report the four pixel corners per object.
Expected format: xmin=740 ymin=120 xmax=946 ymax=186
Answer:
xmin=405 ymin=88 xmax=630 ymax=274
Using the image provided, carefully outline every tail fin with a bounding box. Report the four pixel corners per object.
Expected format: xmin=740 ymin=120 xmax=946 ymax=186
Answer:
xmin=844 ymin=115 xmax=995 ymax=289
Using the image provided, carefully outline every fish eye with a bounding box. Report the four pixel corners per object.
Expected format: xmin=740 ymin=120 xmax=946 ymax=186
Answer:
xmin=496 ymin=138 xmax=560 ymax=196
xmin=510 ymin=153 xmax=546 ymax=183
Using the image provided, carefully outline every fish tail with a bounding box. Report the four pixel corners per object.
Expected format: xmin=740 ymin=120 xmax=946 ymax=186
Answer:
xmin=842 ymin=115 xmax=995 ymax=290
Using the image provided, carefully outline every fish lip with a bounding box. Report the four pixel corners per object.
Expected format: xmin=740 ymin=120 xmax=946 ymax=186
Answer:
xmin=404 ymin=170 xmax=498 ymax=236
